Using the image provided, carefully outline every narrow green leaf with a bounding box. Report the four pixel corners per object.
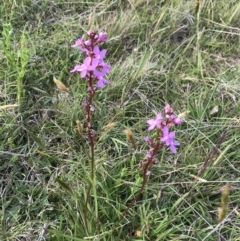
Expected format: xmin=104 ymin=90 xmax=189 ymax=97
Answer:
xmin=28 ymin=132 xmax=46 ymax=150
xmin=55 ymin=177 xmax=73 ymax=194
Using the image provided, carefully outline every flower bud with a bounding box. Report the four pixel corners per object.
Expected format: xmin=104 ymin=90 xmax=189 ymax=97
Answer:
xmin=98 ymin=30 xmax=107 ymax=42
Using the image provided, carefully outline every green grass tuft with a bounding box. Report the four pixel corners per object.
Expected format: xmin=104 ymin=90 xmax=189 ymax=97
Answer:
xmin=1 ymin=0 xmax=240 ymax=240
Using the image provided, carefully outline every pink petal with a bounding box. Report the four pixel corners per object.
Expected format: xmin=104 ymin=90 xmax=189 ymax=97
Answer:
xmin=81 ymin=69 xmax=87 ymax=78
xmin=91 ymin=58 xmax=99 ymax=69
xmin=71 ymin=37 xmax=84 ymax=47
xmin=84 ymin=57 xmax=91 ymax=66
xmin=170 ymin=145 xmax=177 ymax=153
xmin=100 ymin=49 xmax=107 ymax=57
xmin=97 ymin=79 xmax=104 ymax=88
xmin=70 ymin=65 xmax=81 ymax=73
xmin=93 ymin=45 xmax=100 ymax=54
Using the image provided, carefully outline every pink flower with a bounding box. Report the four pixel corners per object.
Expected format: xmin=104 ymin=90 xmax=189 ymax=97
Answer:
xmin=70 ymin=57 xmax=98 ymax=78
xmin=71 ymin=36 xmax=84 ymax=48
xmin=93 ymin=45 xmax=107 ymax=62
xmin=94 ymin=61 xmax=110 ymax=77
xmin=160 ymin=126 xmax=179 ymax=153
xmin=147 ymin=113 xmax=162 ymax=130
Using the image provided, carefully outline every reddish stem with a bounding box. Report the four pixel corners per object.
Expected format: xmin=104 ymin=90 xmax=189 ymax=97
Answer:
xmin=84 ymin=70 xmax=97 ymax=232
xmin=112 ymin=142 xmax=161 ymax=233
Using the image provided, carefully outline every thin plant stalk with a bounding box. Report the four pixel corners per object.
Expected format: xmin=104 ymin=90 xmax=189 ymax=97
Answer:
xmin=70 ymin=30 xmax=109 ymax=232
xmin=112 ymin=142 xmax=161 ymax=234
xmin=112 ymin=105 xmax=182 ymax=233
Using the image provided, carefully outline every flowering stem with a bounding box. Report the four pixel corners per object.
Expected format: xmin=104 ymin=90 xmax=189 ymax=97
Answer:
xmin=84 ymin=72 xmax=97 ymax=231
xmin=112 ymin=105 xmax=182 ymax=234
xmin=70 ymin=30 xmax=109 ymax=232
xmin=112 ymin=143 xmax=161 ymax=233
xmin=85 ymin=115 xmax=95 ymax=205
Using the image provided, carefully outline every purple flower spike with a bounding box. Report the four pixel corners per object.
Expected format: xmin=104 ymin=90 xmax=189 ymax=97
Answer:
xmin=70 ymin=31 xmax=110 ymax=90
xmin=160 ymin=126 xmax=179 ymax=153
xmin=147 ymin=113 xmax=162 ymax=131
